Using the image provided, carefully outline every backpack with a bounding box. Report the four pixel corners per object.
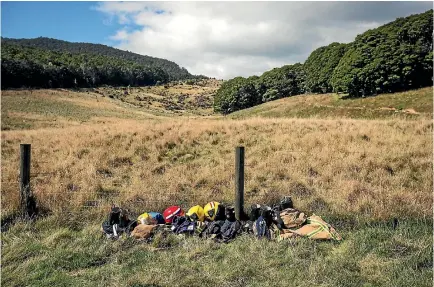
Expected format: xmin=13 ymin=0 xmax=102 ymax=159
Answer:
xmin=101 ymin=219 xmax=137 ymax=239
xmin=253 ymin=216 xmax=271 ymax=240
xmin=279 ymin=196 xmax=294 ymax=210
xmin=199 ymin=220 xmax=225 ymax=239
xmin=249 ymin=204 xmax=262 ymax=221
xmin=260 ymin=206 xmax=273 ymax=226
xmin=279 ymin=208 xmax=307 ymax=229
xmin=225 ymin=206 xmax=236 ymax=221
xmin=220 ymin=219 xmax=242 ymax=243
xmin=109 ymin=205 xmax=121 ymax=225
xmin=102 ymin=205 xmax=137 ymax=239
xmin=171 ymin=216 xmax=196 ymax=235
xmin=270 ymin=209 xmax=285 ymax=229
xmin=131 ymin=224 xmax=157 ymax=241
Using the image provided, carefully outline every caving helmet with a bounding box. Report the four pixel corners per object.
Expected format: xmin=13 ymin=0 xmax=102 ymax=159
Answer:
xmin=163 ymin=206 xmax=185 ymax=224
xmin=203 ymin=201 xmax=226 ymax=221
xmin=186 ymin=205 xmax=205 ymax=222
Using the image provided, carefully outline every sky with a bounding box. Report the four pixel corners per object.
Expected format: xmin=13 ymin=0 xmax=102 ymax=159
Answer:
xmin=1 ymin=1 xmax=432 ymax=79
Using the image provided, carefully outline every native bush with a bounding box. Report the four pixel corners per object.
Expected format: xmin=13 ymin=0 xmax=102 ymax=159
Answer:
xmin=214 ymin=64 xmax=306 ymax=113
xmin=213 ymin=76 xmax=260 ymax=114
xmin=214 ymin=9 xmax=433 ymax=113
xmin=331 ymin=10 xmax=433 ymax=97
xmin=304 ymin=42 xmax=348 ymax=93
xmin=1 ymin=37 xmax=200 ymax=82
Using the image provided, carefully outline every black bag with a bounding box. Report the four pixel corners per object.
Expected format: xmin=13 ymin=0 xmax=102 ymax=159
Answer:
xmin=249 ymin=204 xmax=262 ymax=221
xmin=271 ymin=209 xmax=285 ymax=230
xmin=200 ymin=220 xmax=225 ymax=239
xmin=102 ymin=205 xmax=137 ymax=239
xmin=259 ymin=206 xmax=273 ymax=226
xmin=171 ymin=216 xmax=196 ymax=235
xmin=280 ymin=196 xmax=293 ymax=210
xmin=214 ymin=205 xmax=226 ymax=221
xmin=225 ymin=206 xmax=236 ymax=222
xmin=109 ymin=205 xmax=121 ymax=225
xmin=220 ymin=220 xmax=242 ymax=243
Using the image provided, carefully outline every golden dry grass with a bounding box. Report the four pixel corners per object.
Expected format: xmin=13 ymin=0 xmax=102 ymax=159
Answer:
xmin=1 ymin=89 xmax=160 ymax=130
xmin=231 ymin=87 xmax=433 ymax=120
xmin=2 ymin=116 xmax=432 ymax=221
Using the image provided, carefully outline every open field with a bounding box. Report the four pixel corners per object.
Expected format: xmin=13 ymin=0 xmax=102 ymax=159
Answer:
xmin=2 ymin=117 xmax=432 ymax=220
xmin=1 ymin=85 xmax=433 ymax=286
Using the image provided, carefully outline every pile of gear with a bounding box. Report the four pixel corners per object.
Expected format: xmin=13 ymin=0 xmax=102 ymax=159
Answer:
xmin=101 ymin=196 xmax=342 ymax=243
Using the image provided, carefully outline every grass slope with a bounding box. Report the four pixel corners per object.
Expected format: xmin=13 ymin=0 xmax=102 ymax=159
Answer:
xmin=1 ymin=79 xmax=221 ymax=130
xmin=230 ymin=87 xmax=433 ymax=120
xmin=1 ymin=86 xmax=433 ymax=286
xmin=1 ymin=89 xmax=155 ymax=130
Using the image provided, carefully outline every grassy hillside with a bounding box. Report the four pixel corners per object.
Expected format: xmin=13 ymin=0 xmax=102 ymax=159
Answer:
xmin=1 ymin=85 xmax=432 ymax=286
xmin=1 ymin=79 xmax=221 ymax=130
xmin=231 ymin=87 xmax=433 ymax=120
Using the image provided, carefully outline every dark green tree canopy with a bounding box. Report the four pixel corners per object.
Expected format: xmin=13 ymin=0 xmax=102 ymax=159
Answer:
xmin=1 ymin=37 xmax=196 ymax=81
xmin=213 ymin=63 xmax=306 ymax=114
xmin=331 ymin=9 xmax=433 ymax=96
xmin=214 ymin=9 xmax=433 ymax=114
xmin=213 ymin=76 xmax=260 ymax=114
xmin=1 ymin=43 xmax=171 ymax=89
xmin=304 ymin=42 xmax=347 ymax=93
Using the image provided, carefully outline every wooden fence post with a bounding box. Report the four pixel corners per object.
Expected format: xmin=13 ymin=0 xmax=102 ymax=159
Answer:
xmin=235 ymin=146 xmax=245 ymax=220
xmin=20 ymin=144 xmax=36 ymax=219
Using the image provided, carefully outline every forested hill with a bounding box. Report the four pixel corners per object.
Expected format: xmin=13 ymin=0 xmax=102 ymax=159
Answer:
xmin=214 ymin=9 xmax=433 ymax=114
xmin=2 ymin=37 xmax=194 ymax=81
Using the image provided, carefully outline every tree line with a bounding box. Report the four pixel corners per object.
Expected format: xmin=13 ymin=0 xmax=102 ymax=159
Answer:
xmin=1 ymin=38 xmax=208 ymax=89
xmin=1 ymin=43 xmax=173 ymax=89
xmin=1 ymin=37 xmax=197 ymax=81
xmin=214 ymin=9 xmax=433 ymax=114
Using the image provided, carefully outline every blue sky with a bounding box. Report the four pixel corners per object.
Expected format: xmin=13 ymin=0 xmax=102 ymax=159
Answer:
xmin=1 ymin=1 xmax=122 ymax=45
xmin=1 ymin=2 xmax=431 ymax=79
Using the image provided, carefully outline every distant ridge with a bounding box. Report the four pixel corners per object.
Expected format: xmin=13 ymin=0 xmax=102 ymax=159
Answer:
xmin=1 ymin=37 xmax=208 ymax=89
xmin=1 ymin=37 xmax=198 ymax=81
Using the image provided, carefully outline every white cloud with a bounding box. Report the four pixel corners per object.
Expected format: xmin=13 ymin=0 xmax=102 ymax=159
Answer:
xmin=109 ymin=29 xmax=129 ymax=41
xmin=95 ymin=1 xmax=432 ymax=79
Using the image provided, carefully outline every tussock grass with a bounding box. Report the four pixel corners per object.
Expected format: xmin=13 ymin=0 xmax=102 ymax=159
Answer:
xmin=1 ymin=86 xmax=432 ymax=286
xmin=93 ymin=79 xmax=220 ymax=116
xmin=2 ymin=117 xmax=432 ymax=221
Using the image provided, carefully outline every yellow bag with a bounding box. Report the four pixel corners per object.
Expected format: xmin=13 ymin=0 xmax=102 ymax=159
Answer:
xmin=278 ymin=214 xmax=342 ymax=241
